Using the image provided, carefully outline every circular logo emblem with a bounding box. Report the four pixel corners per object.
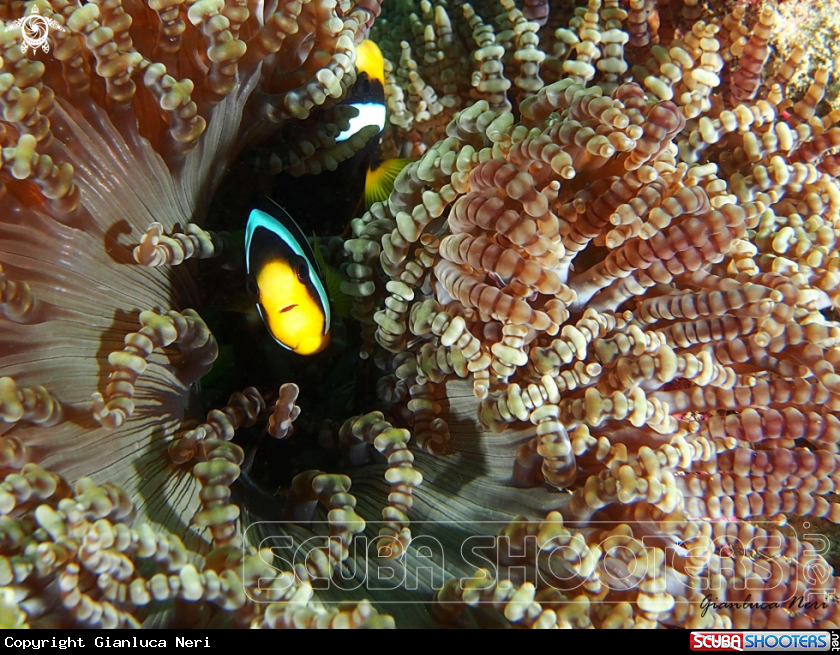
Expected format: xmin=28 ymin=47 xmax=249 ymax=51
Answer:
xmin=6 ymin=6 xmax=65 ymax=55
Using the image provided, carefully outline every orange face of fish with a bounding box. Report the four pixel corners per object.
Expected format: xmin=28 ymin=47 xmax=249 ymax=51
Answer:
xmin=355 ymin=39 xmax=385 ymax=85
xmin=246 ymin=204 xmax=331 ymax=356
xmin=255 ymin=258 xmax=330 ymax=355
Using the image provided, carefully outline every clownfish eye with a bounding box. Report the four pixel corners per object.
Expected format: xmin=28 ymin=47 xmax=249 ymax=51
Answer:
xmin=293 ymin=256 xmax=308 ymax=282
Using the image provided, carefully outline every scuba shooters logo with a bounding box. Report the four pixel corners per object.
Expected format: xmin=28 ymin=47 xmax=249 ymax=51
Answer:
xmin=5 ymin=5 xmax=64 ymax=55
xmin=690 ymin=632 xmax=834 ymax=652
xmin=692 ymin=633 xmax=744 ymax=651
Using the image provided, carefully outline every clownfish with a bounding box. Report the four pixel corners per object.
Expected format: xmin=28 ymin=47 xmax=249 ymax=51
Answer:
xmin=341 ymin=39 xmax=414 ymax=211
xmin=272 ymin=40 xmax=414 ymax=235
xmin=245 ymin=199 xmax=330 ymax=355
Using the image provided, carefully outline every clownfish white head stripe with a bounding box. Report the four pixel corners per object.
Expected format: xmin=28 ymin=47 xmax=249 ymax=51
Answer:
xmin=245 ymin=200 xmax=330 ymax=355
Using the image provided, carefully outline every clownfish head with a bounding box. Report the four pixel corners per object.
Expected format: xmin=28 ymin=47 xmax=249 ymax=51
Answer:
xmin=245 ymin=203 xmax=330 ymax=355
xmin=336 ymin=40 xmax=387 ymax=144
xmin=355 ymin=39 xmax=385 ymax=86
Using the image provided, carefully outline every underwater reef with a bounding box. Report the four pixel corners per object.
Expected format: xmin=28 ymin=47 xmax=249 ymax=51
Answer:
xmin=2 ymin=0 xmax=840 ymax=630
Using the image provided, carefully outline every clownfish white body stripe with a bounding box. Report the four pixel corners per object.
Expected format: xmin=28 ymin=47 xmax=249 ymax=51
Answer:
xmin=336 ymin=102 xmax=387 ymax=143
xmin=245 ymin=200 xmax=330 ymax=355
xmin=337 ymin=39 xmax=388 ymax=144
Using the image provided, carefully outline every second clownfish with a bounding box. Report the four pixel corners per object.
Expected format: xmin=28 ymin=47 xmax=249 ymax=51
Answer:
xmin=272 ymin=40 xmax=414 ymax=235
xmin=245 ymin=199 xmax=330 ymax=355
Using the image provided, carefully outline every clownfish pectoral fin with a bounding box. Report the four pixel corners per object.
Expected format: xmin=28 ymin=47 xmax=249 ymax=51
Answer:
xmin=325 ymin=266 xmax=353 ymax=319
xmin=364 ymin=158 xmax=416 ymax=209
xmin=312 ymin=233 xmax=354 ymax=319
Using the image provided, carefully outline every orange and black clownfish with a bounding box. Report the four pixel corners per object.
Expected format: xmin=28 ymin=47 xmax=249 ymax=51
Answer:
xmin=338 ymin=39 xmax=414 ymax=212
xmin=245 ymin=199 xmax=330 ymax=356
xmin=272 ymin=40 xmax=413 ymax=234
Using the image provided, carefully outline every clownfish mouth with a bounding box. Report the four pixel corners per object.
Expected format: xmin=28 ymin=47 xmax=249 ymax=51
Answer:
xmin=280 ymin=304 xmax=298 ymax=314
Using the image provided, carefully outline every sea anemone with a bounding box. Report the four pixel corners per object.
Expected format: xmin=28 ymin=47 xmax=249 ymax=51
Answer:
xmin=3 ymin=0 xmax=840 ymax=631
xmin=344 ymin=0 xmax=840 ymax=628
xmin=0 ymin=0 xmax=391 ymax=628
